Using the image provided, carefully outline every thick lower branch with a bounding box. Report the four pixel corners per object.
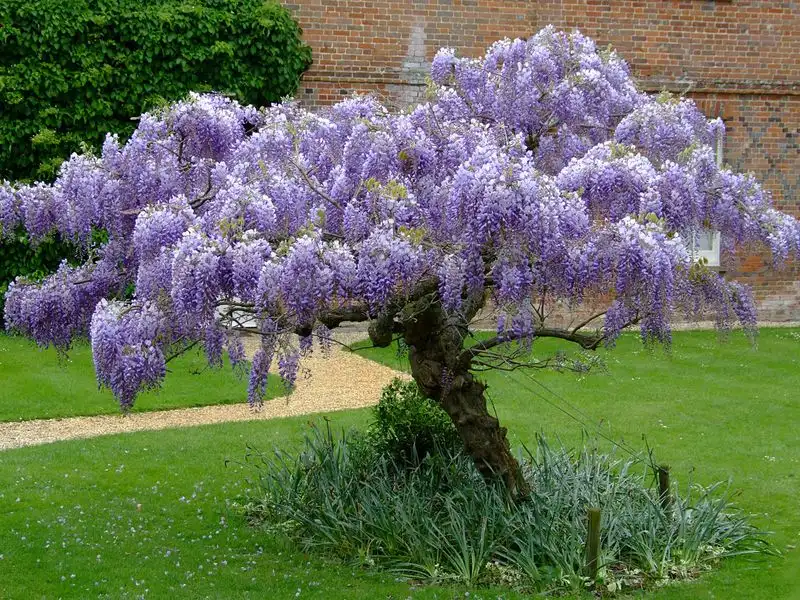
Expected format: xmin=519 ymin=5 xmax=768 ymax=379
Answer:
xmin=316 ymin=304 xmax=372 ymax=328
xmin=400 ymin=292 xmax=527 ymax=496
xmin=460 ymin=327 xmax=605 ymax=366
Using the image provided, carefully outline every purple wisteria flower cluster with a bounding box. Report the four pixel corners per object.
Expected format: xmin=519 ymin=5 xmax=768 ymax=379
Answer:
xmin=2 ymin=32 xmax=798 ymax=410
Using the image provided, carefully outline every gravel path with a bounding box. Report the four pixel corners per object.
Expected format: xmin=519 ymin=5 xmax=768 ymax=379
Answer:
xmin=0 ymin=325 xmax=408 ymax=451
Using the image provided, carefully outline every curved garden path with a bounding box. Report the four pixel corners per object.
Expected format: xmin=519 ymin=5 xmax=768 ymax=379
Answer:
xmin=4 ymin=320 xmax=796 ymax=451
xmin=0 ymin=327 xmax=408 ymax=451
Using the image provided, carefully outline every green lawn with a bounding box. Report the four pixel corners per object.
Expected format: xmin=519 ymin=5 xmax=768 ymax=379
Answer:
xmin=0 ymin=334 xmax=281 ymax=421
xmin=0 ymin=328 xmax=798 ymax=599
xmin=355 ymin=327 xmax=800 ymax=599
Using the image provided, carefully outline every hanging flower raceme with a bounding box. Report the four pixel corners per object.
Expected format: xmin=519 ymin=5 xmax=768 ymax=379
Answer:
xmin=615 ymin=95 xmax=723 ymax=165
xmin=356 ymin=227 xmax=427 ymax=313
xmin=5 ymin=248 xmax=122 ymax=351
xmin=170 ymin=228 xmax=229 ymax=326
xmin=133 ymin=200 xmax=198 ymax=262
xmin=438 ymin=254 xmax=467 ymax=312
xmin=0 ymin=181 xmax=20 ymax=237
xmin=90 ymin=300 xmax=168 ymax=411
xmin=52 ymin=153 xmax=107 ymax=241
xmin=601 ymin=216 xmax=691 ymax=345
xmin=229 ymin=233 xmax=272 ymax=303
xmin=18 ymin=183 xmax=59 ymax=241
xmin=431 ymin=26 xmax=640 ymax=175
xmin=557 ymin=142 xmax=659 ymax=222
xmin=256 ymin=234 xmax=357 ymax=326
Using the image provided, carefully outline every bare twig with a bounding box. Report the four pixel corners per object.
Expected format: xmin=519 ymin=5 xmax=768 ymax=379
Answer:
xmin=571 ymin=311 xmax=607 ymax=335
xmin=461 ymin=326 xmax=604 ymax=366
xmin=290 ymin=158 xmax=343 ymax=210
xmin=189 ymin=170 xmax=215 ymax=210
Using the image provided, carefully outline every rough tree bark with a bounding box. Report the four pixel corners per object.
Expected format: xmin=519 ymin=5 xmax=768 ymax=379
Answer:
xmin=369 ymin=291 xmax=529 ymax=497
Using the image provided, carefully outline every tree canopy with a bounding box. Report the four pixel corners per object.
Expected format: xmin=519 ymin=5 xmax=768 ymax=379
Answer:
xmin=3 ymin=27 xmax=798 ymax=490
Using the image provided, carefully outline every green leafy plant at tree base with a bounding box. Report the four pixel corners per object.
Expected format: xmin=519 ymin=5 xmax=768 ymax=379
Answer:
xmin=235 ymin=420 xmax=772 ymax=596
xmin=354 ymin=378 xmax=463 ymax=467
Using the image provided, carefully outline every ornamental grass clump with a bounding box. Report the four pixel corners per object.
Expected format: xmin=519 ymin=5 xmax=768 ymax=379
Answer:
xmin=236 ymin=422 xmax=771 ymax=595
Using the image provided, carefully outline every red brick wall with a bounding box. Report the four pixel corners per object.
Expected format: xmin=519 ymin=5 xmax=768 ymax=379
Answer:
xmin=285 ymin=0 xmax=800 ymax=320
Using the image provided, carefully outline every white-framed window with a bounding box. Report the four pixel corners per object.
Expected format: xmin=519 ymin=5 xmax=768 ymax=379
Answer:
xmin=689 ymin=123 xmax=724 ymax=268
xmin=691 ymin=229 xmax=721 ymax=267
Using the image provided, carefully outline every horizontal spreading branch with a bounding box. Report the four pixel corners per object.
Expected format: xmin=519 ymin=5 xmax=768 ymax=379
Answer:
xmin=572 ymin=311 xmax=607 ymax=335
xmin=316 ymin=304 xmax=372 ymax=328
xmin=164 ymin=339 xmax=200 ymax=364
xmin=472 ymin=355 xmax=573 ymax=373
xmin=461 ymin=327 xmax=605 ymax=366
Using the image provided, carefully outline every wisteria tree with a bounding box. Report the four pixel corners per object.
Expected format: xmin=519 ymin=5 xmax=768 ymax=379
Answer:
xmin=2 ymin=27 xmax=798 ymax=494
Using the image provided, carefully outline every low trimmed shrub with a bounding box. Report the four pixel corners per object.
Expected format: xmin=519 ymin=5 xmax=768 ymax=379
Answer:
xmin=359 ymin=377 xmax=463 ymax=466
xmin=236 ymin=424 xmax=770 ymax=595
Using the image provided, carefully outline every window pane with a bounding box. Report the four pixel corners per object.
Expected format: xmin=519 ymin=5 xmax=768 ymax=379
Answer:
xmin=694 ymin=230 xmax=715 ymax=251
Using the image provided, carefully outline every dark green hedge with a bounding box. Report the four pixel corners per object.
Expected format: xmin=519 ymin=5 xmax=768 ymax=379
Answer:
xmin=0 ymin=0 xmax=312 ymax=181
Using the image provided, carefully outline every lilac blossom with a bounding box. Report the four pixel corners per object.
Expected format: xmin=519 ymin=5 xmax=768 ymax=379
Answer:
xmin=438 ymin=255 xmax=466 ymax=312
xmin=133 ymin=201 xmax=197 ymax=262
xmin=229 ymin=234 xmax=272 ymax=303
xmin=247 ymin=344 xmax=273 ymax=406
xmin=0 ymin=181 xmax=20 ymax=236
xmin=278 ymin=349 xmax=301 ymax=390
xmin=615 ymin=95 xmax=723 ymax=164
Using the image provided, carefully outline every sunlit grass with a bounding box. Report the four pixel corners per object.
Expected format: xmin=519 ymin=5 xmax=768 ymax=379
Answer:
xmin=0 ymin=334 xmax=281 ymax=421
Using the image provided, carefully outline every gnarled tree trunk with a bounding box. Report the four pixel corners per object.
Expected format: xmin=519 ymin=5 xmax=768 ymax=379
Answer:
xmin=376 ymin=293 xmax=528 ymax=497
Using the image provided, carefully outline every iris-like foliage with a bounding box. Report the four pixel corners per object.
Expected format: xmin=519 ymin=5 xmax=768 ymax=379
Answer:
xmin=3 ymin=29 xmax=799 ymax=410
xmin=239 ymin=426 xmax=770 ymax=591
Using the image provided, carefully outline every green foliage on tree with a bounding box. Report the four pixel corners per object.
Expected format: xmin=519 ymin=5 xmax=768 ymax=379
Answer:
xmin=0 ymin=0 xmax=312 ymax=181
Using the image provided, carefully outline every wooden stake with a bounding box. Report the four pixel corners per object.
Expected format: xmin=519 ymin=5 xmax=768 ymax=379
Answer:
xmin=657 ymin=464 xmax=672 ymax=512
xmin=585 ymin=507 xmax=601 ymax=582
